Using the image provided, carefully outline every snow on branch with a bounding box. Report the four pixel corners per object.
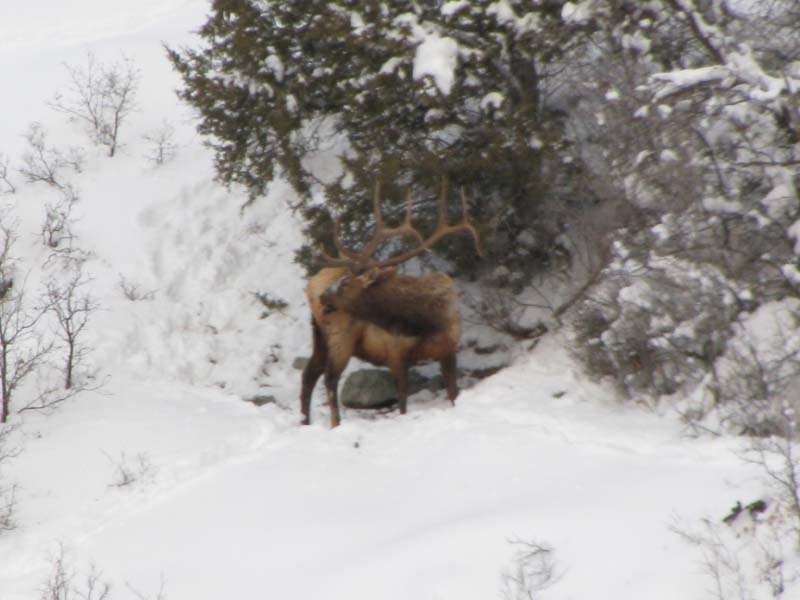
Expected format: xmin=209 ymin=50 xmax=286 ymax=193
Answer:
xmin=651 ymin=65 xmax=731 ymax=101
xmin=413 ymin=32 xmax=459 ymax=95
xmin=652 ymin=50 xmax=799 ymax=108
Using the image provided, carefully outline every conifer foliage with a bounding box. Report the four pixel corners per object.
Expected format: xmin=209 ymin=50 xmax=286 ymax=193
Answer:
xmin=167 ymin=0 xmax=595 ymax=274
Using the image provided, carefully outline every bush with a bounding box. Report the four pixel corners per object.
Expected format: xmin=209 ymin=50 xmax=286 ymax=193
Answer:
xmin=571 ymin=229 xmax=743 ymax=398
xmin=565 ymin=0 xmax=800 ymax=415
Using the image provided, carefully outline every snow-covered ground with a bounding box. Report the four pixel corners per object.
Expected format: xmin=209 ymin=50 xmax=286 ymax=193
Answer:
xmin=0 ymin=2 xmax=781 ymax=599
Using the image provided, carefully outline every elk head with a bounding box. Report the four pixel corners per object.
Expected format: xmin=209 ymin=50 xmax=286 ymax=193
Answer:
xmin=319 ymin=267 xmax=398 ymax=314
xmin=300 ymin=178 xmax=482 ymax=427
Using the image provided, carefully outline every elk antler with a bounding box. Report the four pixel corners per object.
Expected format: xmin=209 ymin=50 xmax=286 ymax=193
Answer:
xmin=321 ymin=178 xmax=482 ymax=271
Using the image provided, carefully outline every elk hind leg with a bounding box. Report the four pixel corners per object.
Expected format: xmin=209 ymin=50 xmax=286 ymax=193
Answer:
xmin=300 ymin=319 xmax=327 ymax=425
xmin=440 ymin=353 xmax=459 ymax=405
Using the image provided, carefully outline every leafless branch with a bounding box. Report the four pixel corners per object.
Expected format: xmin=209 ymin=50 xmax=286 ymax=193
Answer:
xmin=143 ymin=121 xmax=177 ymax=166
xmin=500 ymin=538 xmax=561 ymax=600
xmin=0 ymin=216 xmax=57 ymax=423
xmin=0 ymin=153 xmax=15 ymax=194
xmin=104 ymin=451 xmax=155 ymax=489
xmin=741 ymin=433 xmax=800 ymax=549
xmin=126 ymin=575 xmax=167 ymax=600
xmin=118 ymin=275 xmax=155 ymax=302
xmin=18 ymin=123 xmax=83 ymax=189
xmin=39 ymin=545 xmax=112 ymax=600
xmin=49 ymin=52 xmax=140 ymax=157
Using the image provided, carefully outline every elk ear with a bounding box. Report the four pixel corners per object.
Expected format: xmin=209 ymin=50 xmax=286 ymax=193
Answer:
xmin=363 ymin=267 xmax=397 ymax=288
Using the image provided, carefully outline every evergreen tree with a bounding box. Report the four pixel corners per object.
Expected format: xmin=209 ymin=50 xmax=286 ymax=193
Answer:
xmin=168 ymin=0 xmax=596 ymax=275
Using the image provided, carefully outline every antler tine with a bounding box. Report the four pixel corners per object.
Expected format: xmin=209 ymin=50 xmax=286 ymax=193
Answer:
xmin=319 ymin=178 xmax=410 ymax=270
xmin=354 ymin=179 xmax=427 ymax=266
xmin=331 ymin=218 xmax=362 ymax=261
xmin=319 ymin=219 xmax=360 ymax=267
xmin=355 ymin=178 xmax=389 ymax=261
xmin=378 ymin=190 xmax=426 ymax=245
xmin=372 ymin=178 xmax=483 ymax=269
xmin=319 ymin=177 xmax=482 ymax=271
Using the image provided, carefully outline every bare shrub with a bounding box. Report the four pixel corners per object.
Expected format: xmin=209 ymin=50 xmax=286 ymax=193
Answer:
xmin=47 ymin=265 xmax=99 ymax=391
xmin=21 ymin=266 xmax=101 ymax=416
xmin=700 ymin=302 xmax=800 ymax=437
xmin=570 ymin=232 xmax=743 ymax=400
xmin=42 ymin=185 xmax=80 ymax=249
xmin=0 ymin=216 xmax=54 ymax=423
xmin=742 ymin=434 xmax=800 ymax=550
xmin=561 ymin=0 xmax=800 ymax=417
xmin=40 ymin=545 xmax=111 ymax=600
xmin=672 ymin=511 xmax=799 ymax=600
xmin=49 ymin=52 xmax=139 ymax=157
xmin=19 ymin=123 xmax=83 ymax=189
xmin=118 ymin=275 xmax=155 ymax=302
xmin=126 ymin=578 xmax=167 ymax=600
xmin=0 ymin=424 xmax=18 ymax=533
xmin=500 ymin=539 xmax=561 ymax=600
xmin=0 ymin=153 xmax=15 ymax=194
xmin=0 ymin=481 xmax=16 ymax=532
xmin=39 ymin=545 xmax=167 ymax=600
xmin=104 ymin=451 xmax=155 ymax=488
xmin=142 ymin=121 xmax=177 ymax=166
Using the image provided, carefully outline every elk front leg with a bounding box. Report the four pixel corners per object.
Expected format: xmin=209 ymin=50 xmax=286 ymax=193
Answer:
xmin=300 ymin=319 xmax=327 ymax=425
xmin=324 ymin=359 xmax=345 ymax=428
xmin=440 ymin=353 xmax=458 ymax=405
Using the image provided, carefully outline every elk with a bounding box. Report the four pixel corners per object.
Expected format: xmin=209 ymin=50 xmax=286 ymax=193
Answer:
xmin=300 ymin=179 xmax=481 ymax=427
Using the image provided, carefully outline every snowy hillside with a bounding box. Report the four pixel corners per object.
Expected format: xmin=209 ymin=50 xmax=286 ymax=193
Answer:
xmin=0 ymin=2 xmax=791 ymax=599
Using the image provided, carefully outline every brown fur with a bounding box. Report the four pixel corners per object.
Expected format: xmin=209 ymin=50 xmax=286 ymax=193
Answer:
xmin=322 ymin=268 xmax=459 ymax=336
xmin=300 ymin=266 xmax=462 ymax=427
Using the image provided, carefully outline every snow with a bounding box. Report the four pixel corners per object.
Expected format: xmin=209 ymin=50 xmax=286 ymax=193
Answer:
xmin=760 ymin=169 xmax=799 ymax=221
xmin=379 ymin=57 xmax=404 ymax=75
xmin=480 ymin=91 xmax=504 ymax=111
xmin=703 ymin=195 xmax=745 ymax=214
xmin=264 ymin=55 xmax=285 ymax=82
xmin=413 ymin=33 xmax=459 ymax=95
xmin=1 ymin=339 xmax=761 ymax=600
xmin=651 ymin=66 xmax=730 ymax=101
xmin=561 ymin=1 xmax=596 ymax=24
xmin=0 ymin=2 xmax=787 ymax=600
xmin=622 ymin=31 xmax=652 ymax=55
xmin=441 ymin=1 xmax=470 ymax=18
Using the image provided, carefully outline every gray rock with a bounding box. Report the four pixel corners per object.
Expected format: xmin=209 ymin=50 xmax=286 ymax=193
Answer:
xmin=340 ymin=369 xmax=441 ymax=409
xmin=292 ymin=356 xmax=309 ymax=370
xmin=341 ymin=369 xmax=397 ymax=409
xmin=244 ymin=394 xmax=276 ymax=407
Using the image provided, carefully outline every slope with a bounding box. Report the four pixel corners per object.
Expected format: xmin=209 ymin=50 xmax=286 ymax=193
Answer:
xmin=0 ymin=2 xmax=770 ymax=599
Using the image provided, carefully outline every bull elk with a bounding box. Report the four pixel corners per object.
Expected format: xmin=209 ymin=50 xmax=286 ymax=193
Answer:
xmin=300 ymin=179 xmax=481 ymax=427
